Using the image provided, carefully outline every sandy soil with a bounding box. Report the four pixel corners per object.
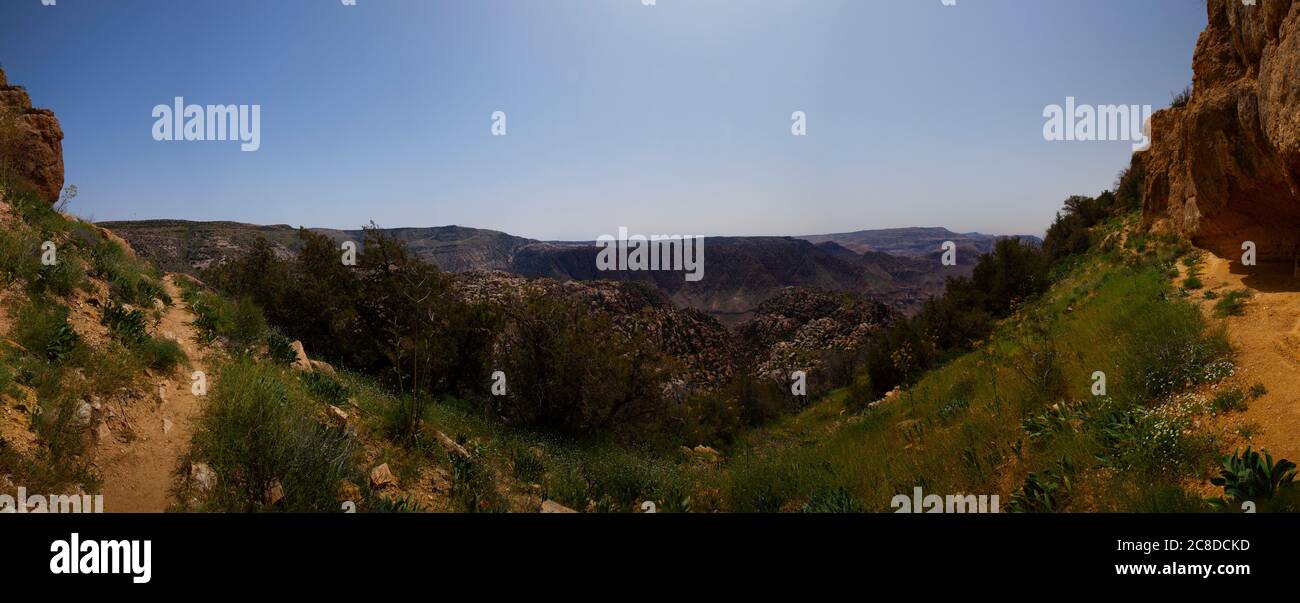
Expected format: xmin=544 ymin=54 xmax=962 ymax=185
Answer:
xmin=1191 ymin=252 xmax=1300 ymax=462
xmin=94 ymin=275 xmax=211 ymax=512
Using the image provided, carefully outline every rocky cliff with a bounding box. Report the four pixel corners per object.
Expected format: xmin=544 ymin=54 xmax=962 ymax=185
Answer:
xmin=1142 ymin=0 xmax=1300 ymax=262
xmin=0 ymin=68 xmax=64 ymax=204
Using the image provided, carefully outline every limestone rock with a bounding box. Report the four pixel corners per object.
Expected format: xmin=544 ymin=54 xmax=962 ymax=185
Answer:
xmin=0 ymin=68 xmax=65 ymax=204
xmin=369 ymin=463 xmax=396 ymax=489
xmin=190 ymin=462 xmax=216 ymax=492
xmin=290 ymin=340 xmax=312 ymax=372
xmin=541 ymin=500 xmax=577 ymax=513
xmin=265 ymin=480 xmax=285 ymax=506
xmin=1141 ymin=0 xmax=1300 ymax=261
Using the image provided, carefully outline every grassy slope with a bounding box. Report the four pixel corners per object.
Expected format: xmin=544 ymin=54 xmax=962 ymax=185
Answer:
xmin=8 ymin=189 xmax=1272 ymax=513
xmin=399 ymin=213 xmax=1248 ymax=513
xmin=0 ymin=183 xmax=185 ymax=496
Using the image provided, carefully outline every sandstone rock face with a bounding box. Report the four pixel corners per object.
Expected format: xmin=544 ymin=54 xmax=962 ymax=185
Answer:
xmin=0 ymin=68 xmax=65 ymax=204
xmin=1142 ymin=0 xmax=1300 ymax=261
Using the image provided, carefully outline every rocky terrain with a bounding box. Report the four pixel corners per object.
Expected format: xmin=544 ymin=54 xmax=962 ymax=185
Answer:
xmin=99 ymin=220 xmax=1024 ymax=322
xmin=1141 ymin=0 xmax=1300 ymax=262
xmin=0 ymin=67 xmax=63 ymax=204
xmin=799 ymin=226 xmax=1040 ymax=262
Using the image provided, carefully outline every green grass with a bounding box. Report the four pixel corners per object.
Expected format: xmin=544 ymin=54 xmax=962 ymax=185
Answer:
xmin=1214 ymin=290 xmax=1250 ymax=317
xmin=1211 ymin=389 xmax=1248 ymax=413
xmin=180 ymin=357 xmax=362 ymax=512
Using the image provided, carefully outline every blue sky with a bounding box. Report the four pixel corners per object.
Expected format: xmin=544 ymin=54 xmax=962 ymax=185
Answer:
xmin=1 ymin=0 xmax=1206 ymax=240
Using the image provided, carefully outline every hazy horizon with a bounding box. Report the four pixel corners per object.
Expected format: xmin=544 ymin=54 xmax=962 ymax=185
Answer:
xmin=1 ymin=0 xmax=1206 ymax=240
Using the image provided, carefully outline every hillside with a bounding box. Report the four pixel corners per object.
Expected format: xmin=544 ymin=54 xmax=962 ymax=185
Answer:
xmin=99 ymin=219 xmax=980 ymax=321
xmin=798 ymin=227 xmax=1042 ymax=263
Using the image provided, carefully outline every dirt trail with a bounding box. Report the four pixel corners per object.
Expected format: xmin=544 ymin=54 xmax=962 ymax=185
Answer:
xmin=95 ymin=275 xmax=210 ymax=512
xmin=1193 ymin=252 xmax=1300 ymax=462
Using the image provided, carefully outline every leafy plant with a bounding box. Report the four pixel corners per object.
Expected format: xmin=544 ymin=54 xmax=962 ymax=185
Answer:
xmin=1007 ymin=457 xmax=1075 ymax=513
xmin=1210 ymin=448 xmax=1297 ymax=508
xmin=101 ymin=301 xmax=148 ymax=345
xmin=265 ymin=330 xmax=297 ymax=366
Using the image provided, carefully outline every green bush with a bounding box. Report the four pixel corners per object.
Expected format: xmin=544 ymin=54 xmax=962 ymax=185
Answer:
xmin=508 ymin=445 xmax=545 ymax=483
xmin=136 ymin=337 xmax=187 ymax=372
xmin=14 ymin=301 xmax=79 ymax=364
xmin=31 ymin=259 xmax=84 ymax=297
xmin=1210 ymin=447 xmax=1297 ymax=508
xmin=300 ymin=370 xmax=348 ymax=406
xmin=449 ymin=444 xmax=506 ymax=513
xmin=1210 ymin=389 xmax=1247 ymax=413
xmin=1007 ymin=458 xmax=1075 ymax=513
xmin=101 ymin=301 xmax=148 ymax=345
xmin=1214 ymin=290 xmax=1250 ymax=317
xmin=265 ymin=330 xmax=297 ymax=366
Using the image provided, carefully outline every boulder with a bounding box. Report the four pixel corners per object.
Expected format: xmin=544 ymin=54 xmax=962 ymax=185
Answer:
xmin=1141 ymin=0 xmax=1300 ymax=262
xmin=190 ymin=462 xmax=216 ymax=492
xmin=328 ymin=405 xmax=349 ymax=427
xmin=0 ymin=68 xmax=64 ymax=204
xmin=290 ymin=340 xmax=312 ymax=372
xmin=369 ymin=463 xmax=396 ymax=489
xmin=435 ymin=431 xmax=470 ymax=459
xmin=541 ymin=500 xmax=577 ymax=513
xmin=309 ymin=359 xmax=337 ymax=377
xmin=265 ymin=480 xmax=285 ymax=506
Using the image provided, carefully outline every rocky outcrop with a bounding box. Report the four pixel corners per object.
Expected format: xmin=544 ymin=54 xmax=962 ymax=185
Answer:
xmin=1142 ymin=0 xmax=1300 ymax=261
xmin=0 ymin=68 xmax=65 ymax=204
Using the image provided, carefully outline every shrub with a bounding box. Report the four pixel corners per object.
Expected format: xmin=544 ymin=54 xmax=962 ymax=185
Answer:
xmin=1214 ymin=290 xmax=1250 ymax=317
xmin=1007 ymin=458 xmax=1075 ymax=513
xmin=448 ymin=445 xmax=505 ymax=513
xmin=1210 ymin=389 xmax=1247 ymax=413
xmin=300 ymin=370 xmax=348 ymax=406
xmin=31 ymin=259 xmax=84 ymax=297
xmin=1210 ymin=448 xmax=1297 ymax=508
xmin=382 ymin=394 xmax=432 ymax=444
xmin=101 ymin=301 xmax=148 ymax=345
xmin=1171 ymin=85 xmax=1192 ymax=108
xmin=14 ymin=301 xmax=79 ymax=364
xmin=508 ymin=445 xmax=546 ymax=483
xmin=265 ymin=330 xmax=297 ymax=366
xmin=491 ymin=292 xmax=672 ymax=437
xmin=136 ymin=337 xmax=187 ymax=373
xmin=1182 ymin=275 xmax=1203 ymax=290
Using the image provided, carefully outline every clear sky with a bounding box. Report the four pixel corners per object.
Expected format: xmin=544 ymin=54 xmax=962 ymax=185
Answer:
xmin=1 ymin=0 xmax=1206 ymax=240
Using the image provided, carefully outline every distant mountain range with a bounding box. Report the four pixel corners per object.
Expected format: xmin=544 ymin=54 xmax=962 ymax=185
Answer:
xmin=97 ymin=220 xmax=1039 ymax=323
xmin=798 ymin=227 xmax=1042 ymax=263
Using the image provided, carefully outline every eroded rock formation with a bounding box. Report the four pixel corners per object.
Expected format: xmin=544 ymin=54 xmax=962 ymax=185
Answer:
xmin=0 ymin=67 xmax=65 ymax=204
xmin=1142 ymin=0 xmax=1300 ymax=262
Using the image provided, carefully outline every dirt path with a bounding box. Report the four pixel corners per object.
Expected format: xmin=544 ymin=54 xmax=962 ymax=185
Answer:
xmin=1191 ymin=252 xmax=1300 ymax=462
xmin=96 ymin=275 xmax=210 ymax=512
